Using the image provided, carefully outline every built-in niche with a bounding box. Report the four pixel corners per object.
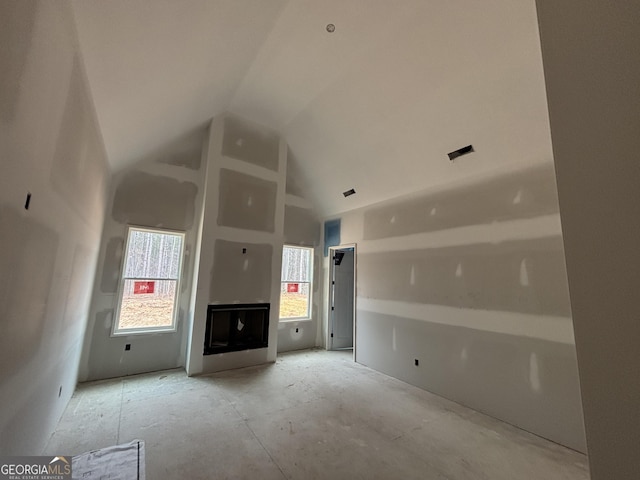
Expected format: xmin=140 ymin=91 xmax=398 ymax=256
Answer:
xmin=203 ymin=303 xmax=269 ymax=355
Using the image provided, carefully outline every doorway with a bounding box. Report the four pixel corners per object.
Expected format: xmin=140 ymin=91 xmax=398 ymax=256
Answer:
xmin=328 ymin=245 xmax=356 ymax=354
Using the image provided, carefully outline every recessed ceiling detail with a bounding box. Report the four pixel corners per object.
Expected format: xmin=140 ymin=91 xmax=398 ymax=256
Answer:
xmin=343 ymin=188 xmax=356 ymax=197
xmin=326 ymin=23 xmax=335 ymax=33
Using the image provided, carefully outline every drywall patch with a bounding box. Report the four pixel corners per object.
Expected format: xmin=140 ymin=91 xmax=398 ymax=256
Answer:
xmin=217 ymin=169 xmax=276 ymax=232
xmin=363 ymin=163 xmax=560 ymax=240
xmin=284 ymin=205 xmax=320 ymax=246
xmin=392 ymin=327 xmax=397 ymax=351
xmin=112 ymin=171 xmax=197 ymax=230
xmin=221 ymin=116 xmax=279 ymax=171
xmin=358 ymin=237 xmax=571 ymax=316
xmin=520 ymin=259 xmax=530 ymax=287
xmin=461 ymin=347 xmax=468 ymax=362
xmin=209 ymin=240 xmax=272 ymax=303
xmin=530 ymin=352 xmax=542 ymax=393
xmin=100 ymin=237 xmax=124 ymax=293
xmin=0 ymin=206 xmax=59 ymax=383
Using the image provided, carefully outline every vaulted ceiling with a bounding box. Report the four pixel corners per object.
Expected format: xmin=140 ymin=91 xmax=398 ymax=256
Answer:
xmin=71 ymin=0 xmax=553 ymax=216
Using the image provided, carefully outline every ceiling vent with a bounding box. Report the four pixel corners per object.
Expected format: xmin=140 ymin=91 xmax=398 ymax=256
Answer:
xmin=343 ymin=188 xmax=356 ymax=197
xmin=448 ymin=144 xmax=474 ymax=161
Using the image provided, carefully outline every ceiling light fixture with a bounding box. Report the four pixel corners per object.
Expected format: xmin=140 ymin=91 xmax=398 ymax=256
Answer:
xmin=326 ymin=24 xmax=335 ymax=33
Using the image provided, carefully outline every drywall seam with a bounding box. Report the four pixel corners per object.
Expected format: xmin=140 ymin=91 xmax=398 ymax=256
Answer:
xmin=358 ymin=298 xmax=575 ymax=344
xmin=219 ymin=155 xmax=279 ymax=182
xmin=359 ymin=214 xmax=561 ymax=254
xmin=215 ymin=225 xmax=279 ymax=244
xmin=285 ymin=193 xmax=313 ymax=209
xmin=134 ymin=162 xmax=201 ymax=184
xmin=326 ymin=160 xmax=556 ymax=218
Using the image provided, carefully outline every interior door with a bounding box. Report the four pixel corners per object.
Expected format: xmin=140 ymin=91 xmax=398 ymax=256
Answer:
xmin=330 ymin=248 xmax=354 ymax=350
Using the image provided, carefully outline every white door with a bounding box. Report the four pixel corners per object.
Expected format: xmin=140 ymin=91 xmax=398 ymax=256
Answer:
xmin=330 ymin=247 xmax=354 ymax=350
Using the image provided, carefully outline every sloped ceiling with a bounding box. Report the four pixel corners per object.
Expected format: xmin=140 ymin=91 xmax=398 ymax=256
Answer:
xmin=72 ymin=0 xmax=553 ymax=216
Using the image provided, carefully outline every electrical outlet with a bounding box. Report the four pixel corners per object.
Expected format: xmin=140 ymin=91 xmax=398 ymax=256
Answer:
xmin=295 ymin=328 xmax=299 ymax=333
xmin=414 ymin=359 xmax=419 ymax=366
xmin=125 ymin=344 xmax=131 ymax=351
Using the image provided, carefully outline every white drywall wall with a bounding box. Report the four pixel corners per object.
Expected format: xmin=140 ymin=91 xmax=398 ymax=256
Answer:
xmin=323 ymin=162 xmax=585 ymax=451
xmin=0 ymin=1 xmax=109 ymax=454
xmin=536 ymin=0 xmax=640 ymax=477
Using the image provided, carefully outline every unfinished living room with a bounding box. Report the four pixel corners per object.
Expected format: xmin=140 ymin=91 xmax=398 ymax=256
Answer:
xmin=1 ymin=0 xmax=639 ymax=479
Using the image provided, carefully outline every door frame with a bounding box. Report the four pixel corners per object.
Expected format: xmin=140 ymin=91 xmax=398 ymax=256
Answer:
xmin=327 ymin=243 xmax=357 ymax=360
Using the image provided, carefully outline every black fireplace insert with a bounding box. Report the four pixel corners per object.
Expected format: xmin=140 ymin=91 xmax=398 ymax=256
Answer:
xmin=203 ymin=303 xmax=269 ymax=355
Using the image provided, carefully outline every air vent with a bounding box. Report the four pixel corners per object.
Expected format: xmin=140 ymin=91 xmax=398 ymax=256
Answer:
xmin=448 ymin=144 xmax=474 ymax=161
xmin=343 ymin=188 xmax=356 ymax=197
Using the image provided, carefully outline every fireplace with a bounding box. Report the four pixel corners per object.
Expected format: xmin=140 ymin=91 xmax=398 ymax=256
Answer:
xmin=203 ymin=303 xmax=269 ymax=355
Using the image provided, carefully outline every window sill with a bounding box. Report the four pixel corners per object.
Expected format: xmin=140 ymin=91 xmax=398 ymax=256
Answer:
xmin=111 ymin=327 xmax=177 ymax=337
xmin=278 ymin=317 xmax=313 ymax=323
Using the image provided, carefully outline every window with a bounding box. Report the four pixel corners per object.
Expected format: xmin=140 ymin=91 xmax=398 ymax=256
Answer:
xmin=280 ymin=246 xmax=313 ymax=320
xmin=113 ymin=226 xmax=185 ymax=335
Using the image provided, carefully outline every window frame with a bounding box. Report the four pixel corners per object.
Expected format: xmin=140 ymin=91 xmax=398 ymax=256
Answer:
xmin=112 ymin=225 xmax=186 ymax=336
xmin=279 ymin=245 xmax=314 ymax=322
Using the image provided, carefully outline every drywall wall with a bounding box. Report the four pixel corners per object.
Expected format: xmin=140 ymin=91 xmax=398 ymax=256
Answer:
xmin=284 ymin=205 xmax=319 ymax=247
xmin=536 ymin=1 xmax=640 ymax=477
xmin=79 ymin=131 xmax=207 ymax=382
xmin=221 ymin=116 xmax=280 ymax=172
xmin=217 ymin=169 xmax=277 ymax=232
xmin=112 ymin=171 xmax=197 ymax=230
xmin=0 ymin=0 xmax=109 ymax=454
xmin=358 ymin=238 xmax=570 ymax=316
xmin=278 ymin=169 xmax=322 ymax=353
xmin=188 ymin=114 xmax=287 ymax=375
xmin=210 ymin=240 xmax=273 ymax=303
xmin=327 ymin=163 xmax=585 ymax=451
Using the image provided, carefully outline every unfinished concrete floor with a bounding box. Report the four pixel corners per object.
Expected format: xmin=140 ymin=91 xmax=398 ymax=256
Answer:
xmin=45 ymin=349 xmax=589 ymax=479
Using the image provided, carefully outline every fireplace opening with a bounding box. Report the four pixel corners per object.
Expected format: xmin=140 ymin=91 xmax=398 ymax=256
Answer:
xmin=204 ymin=303 xmax=269 ymax=355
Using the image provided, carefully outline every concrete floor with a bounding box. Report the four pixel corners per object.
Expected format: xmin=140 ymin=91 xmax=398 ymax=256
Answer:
xmin=45 ymin=349 xmax=590 ymax=479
